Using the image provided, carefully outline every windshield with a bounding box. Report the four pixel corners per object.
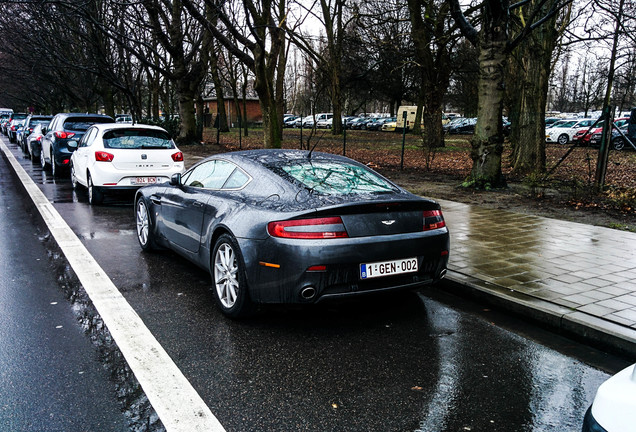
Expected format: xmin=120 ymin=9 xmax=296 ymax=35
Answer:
xmin=102 ymin=128 xmax=174 ymax=149
xmin=271 ymin=160 xmax=398 ymax=195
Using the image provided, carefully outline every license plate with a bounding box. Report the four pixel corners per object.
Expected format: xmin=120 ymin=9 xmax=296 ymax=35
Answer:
xmin=360 ymin=257 xmax=418 ymax=280
xmin=134 ymin=177 xmax=157 ymax=185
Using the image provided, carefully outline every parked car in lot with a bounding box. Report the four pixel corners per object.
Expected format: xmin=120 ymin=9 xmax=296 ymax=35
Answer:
xmin=69 ymin=123 xmax=184 ymax=205
xmin=545 ymin=118 xmax=596 ymax=145
xmin=283 ymin=115 xmax=299 ymax=127
xmin=381 ymin=117 xmax=398 ymax=131
xmin=582 ymin=363 xmax=636 ymax=432
xmin=7 ymin=113 xmax=28 ymax=142
xmin=26 ymin=123 xmax=49 ymax=161
xmin=448 ymin=117 xmax=477 ymax=134
xmin=134 ymin=149 xmax=449 ymax=317
xmin=19 ymin=115 xmax=53 ymax=154
xmin=366 ymin=117 xmax=392 ymax=131
xmin=40 ymin=113 xmax=115 ymax=177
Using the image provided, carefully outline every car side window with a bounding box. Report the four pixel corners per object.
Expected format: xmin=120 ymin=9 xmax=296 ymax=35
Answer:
xmin=80 ymin=128 xmax=98 ymax=147
xmin=182 ymin=160 xmax=247 ymax=189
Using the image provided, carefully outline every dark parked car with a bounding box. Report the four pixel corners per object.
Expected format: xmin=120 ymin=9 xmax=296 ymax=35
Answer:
xmin=135 ymin=149 xmax=450 ymax=317
xmin=19 ymin=115 xmax=53 ymax=154
xmin=40 ymin=113 xmax=114 ymax=177
xmin=26 ymin=123 xmax=50 ymax=161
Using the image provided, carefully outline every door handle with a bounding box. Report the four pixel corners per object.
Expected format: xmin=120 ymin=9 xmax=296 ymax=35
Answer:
xmin=150 ymin=196 xmax=161 ymax=205
xmin=193 ymin=201 xmax=204 ymax=208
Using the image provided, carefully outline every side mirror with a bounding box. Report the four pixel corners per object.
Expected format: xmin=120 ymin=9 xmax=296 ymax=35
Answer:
xmin=67 ymin=140 xmax=78 ymax=149
xmin=169 ymin=173 xmax=182 ymax=186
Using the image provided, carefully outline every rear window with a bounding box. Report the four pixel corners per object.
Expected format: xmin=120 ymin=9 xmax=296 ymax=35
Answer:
xmin=64 ymin=117 xmax=113 ymax=131
xmin=31 ymin=119 xmax=50 ymax=127
xmin=271 ymin=160 xmax=398 ymax=195
xmin=102 ymin=128 xmax=174 ymax=149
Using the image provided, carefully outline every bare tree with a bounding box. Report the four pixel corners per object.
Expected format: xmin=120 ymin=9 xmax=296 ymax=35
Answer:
xmin=450 ymin=0 xmax=572 ymax=188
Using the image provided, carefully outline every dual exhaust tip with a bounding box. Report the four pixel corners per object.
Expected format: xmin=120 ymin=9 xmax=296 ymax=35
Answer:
xmin=300 ymin=268 xmax=447 ymax=300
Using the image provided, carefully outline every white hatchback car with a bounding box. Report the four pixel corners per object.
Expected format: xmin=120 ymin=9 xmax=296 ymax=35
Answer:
xmin=69 ymin=123 xmax=184 ymax=205
xmin=545 ymin=118 xmax=596 ymax=145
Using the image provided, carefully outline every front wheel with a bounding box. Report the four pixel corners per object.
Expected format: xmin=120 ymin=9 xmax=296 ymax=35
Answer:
xmin=557 ymin=134 xmax=569 ymax=145
xmin=211 ymin=234 xmax=253 ymax=318
xmin=40 ymin=147 xmax=49 ymax=170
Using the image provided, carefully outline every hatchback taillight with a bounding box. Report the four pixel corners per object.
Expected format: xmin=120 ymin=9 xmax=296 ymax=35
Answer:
xmin=171 ymin=151 xmax=183 ymax=162
xmin=268 ymin=217 xmax=348 ymax=239
xmin=54 ymin=131 xmax=75 ymax=139
xmin=423 ymin=210 xmax=445 ymax=231
xmin=95 ymin=151 xmax=114 ymax=162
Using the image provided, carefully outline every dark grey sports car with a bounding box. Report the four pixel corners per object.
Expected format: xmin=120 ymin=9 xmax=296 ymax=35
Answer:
xmin=134 ymin=149 xmax=449 ymax=317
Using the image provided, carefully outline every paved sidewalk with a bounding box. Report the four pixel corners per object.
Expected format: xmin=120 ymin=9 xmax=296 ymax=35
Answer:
xmin=437 ymin=199 xmax=636 ymax=358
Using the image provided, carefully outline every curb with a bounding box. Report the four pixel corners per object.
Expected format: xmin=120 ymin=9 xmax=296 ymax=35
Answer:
xmin=444 ymin=270 xmax=636 ymax=359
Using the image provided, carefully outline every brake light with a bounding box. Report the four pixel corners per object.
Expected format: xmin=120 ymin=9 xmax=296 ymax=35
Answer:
xmin=423 ymin=210 xmax=445 ymax=231
xmin=171 ymin=151 xmax=183 ymax=162
xmin=36 ymin=136 xmax=42 ymax=141
xmin=268 ymin=217 xmax=348 ymax=239
xmin=95 ymin=151 xmax=114 ymax=162
xmin=10 ymin=125 xmax=16 ymax=131
xmin=54 ymin=131 xmax=75 ymax=139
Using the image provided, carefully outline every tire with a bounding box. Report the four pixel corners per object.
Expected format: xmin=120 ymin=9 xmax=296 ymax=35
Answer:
xmin=613 ymin=138 xmax=625 ymax=151
xmin=51 ymin=157 xmax=58 ymax=177
xmin=557 ymin=134 xmax=569 ymax=145
xmin=135 ymin=198 xmax=158 ymax=251
xmin=87 ymin=173 xmax=104 ymax=205
xmin=70 ymin=164 xmax=80 ymax=189
xmin=211 ymin=234 xmax=253 ymax=318
xmin=40 ymin=147 xmax=48 ymax=170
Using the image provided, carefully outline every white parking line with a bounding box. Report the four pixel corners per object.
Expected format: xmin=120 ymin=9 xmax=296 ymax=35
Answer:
xmin=0 ymin=141 xmax=225 ymax=432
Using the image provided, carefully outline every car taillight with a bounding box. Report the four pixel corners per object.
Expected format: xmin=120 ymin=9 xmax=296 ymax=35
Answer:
xmin=54 ymin=131 xmax=75 ymax=139
xmin=423 ymin=210 xmax=445 ymax=231
xmin=95 ymin=151 xmax=114 ymax=162
xmin=268 ymin=217 xmax=348 ymax=239
xmin=11 ymin=125 xmax=16 ymax=131
xmin=171 ymin=151 xmax=183 ymax=162
xmin=36 ymin=136 xmax=42 ymax=141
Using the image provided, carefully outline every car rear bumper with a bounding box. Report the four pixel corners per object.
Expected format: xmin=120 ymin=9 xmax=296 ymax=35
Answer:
xmin=241 ymin=229 xmax=450 ymax=304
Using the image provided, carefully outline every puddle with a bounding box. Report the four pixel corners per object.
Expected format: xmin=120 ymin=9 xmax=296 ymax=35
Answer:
xmin=40 ymin=230 xmax=166 ymax=432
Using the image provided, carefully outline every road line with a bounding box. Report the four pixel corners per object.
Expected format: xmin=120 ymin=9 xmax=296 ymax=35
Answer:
xmin=0 ymin=141 xmax=225 ymax=432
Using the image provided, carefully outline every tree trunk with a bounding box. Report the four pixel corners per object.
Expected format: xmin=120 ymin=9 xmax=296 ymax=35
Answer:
xmin=176 ymin=78 xmax=198 ymax=145
xmin=509 ymin=1 xmax=559 ymax=175
xmin=469 ymin=38 xmax=507 ymax=188
xmin=210 ymin=44 xmax=229 ymax=132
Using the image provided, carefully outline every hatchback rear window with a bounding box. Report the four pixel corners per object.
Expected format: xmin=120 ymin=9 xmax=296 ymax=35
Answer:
xmin=102 ymin=128 xmax=174 ymax=149
xmin=272 ymin=161 xmax=398 ymax=195
xmin=64 ymin=117 xmax=113 ymax=131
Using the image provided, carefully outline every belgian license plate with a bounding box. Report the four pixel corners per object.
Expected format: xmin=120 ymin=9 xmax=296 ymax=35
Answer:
xmin=360 ymin=257 xmax=418 ymax=280
xmin=134 ymin=177 xmax=157 ymax=185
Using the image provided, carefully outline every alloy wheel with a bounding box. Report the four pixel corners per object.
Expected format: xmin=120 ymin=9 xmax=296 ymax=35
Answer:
xmin=214 ymin=243 xmax=239 ymax=309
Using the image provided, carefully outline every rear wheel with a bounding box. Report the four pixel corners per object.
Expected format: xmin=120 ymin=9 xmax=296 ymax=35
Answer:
xmin=135 ymin=198 xmax=158 ymax=251
xmin=557 ymin=134 xmax=569 ymax=145
xmin=212 ymin=234 xmax=253 ymax=318
xmin=87 ymin=173 xmax=104 ymax=205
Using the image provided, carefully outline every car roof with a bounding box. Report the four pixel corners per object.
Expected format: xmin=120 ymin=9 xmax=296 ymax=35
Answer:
xmin=89 ymin=123 xmax=170 ymax=133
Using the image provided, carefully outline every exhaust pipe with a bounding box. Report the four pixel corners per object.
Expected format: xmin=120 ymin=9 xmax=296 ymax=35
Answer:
xmin=439 ymin=269 xmax=447 ymax=279
xmin=300 ymin=286 xmax=316 ymax=300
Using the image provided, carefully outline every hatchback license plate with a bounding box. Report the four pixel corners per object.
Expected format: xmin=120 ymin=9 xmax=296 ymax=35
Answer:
xmin=360 ymin=257 xmax=418 ymax=280
xmin=134 ymin=177 xmax=157 ymax=185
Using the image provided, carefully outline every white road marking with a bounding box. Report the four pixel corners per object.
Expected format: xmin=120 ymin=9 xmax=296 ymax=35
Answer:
xmin=1 ymin=141 xmax=225 ymax=432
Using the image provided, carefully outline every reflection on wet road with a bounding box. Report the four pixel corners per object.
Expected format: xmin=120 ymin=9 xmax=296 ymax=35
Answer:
xmin=5 ymin=141 xmax=628 ymax=431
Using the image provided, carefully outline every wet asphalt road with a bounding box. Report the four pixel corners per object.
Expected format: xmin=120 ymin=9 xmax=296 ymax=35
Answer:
xmin=1 ymin=137 xmax=632 ymax=432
